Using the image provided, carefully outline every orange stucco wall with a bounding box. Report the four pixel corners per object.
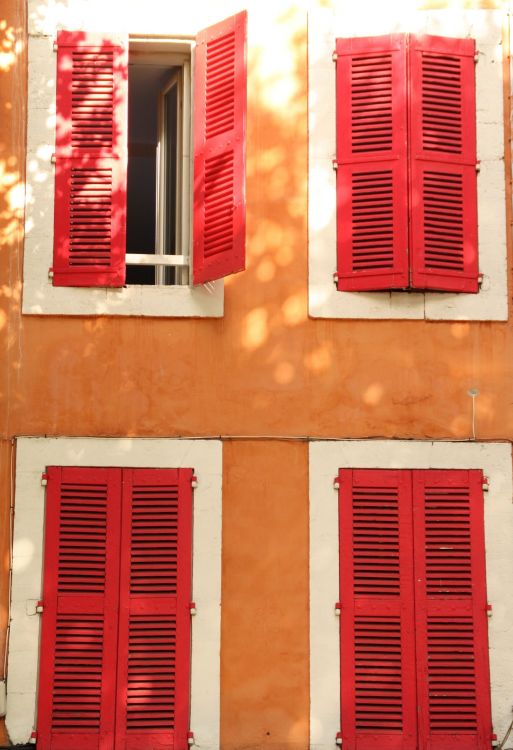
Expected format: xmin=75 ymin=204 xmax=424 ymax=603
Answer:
xmin=0 ymin=0 xmax=511 ymax=747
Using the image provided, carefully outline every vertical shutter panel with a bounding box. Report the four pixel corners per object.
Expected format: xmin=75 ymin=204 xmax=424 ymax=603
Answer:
xmin=37 ymin=467 xmax=121 ymax=750
xmin=413 ymin=470 xmax=492 ymax=750
xmin=335 ymin=36 xmax=409 ymax=291
xmin=192 ymin=12 xmax=247 ymax=284
xmin=338 ymin=469 xmax=417 ymax=750
xmin=115 ymin=468 xmax=193 ymax=750
xmin=409 ymin=36 xmax=478 ymax=292
xmin=53 ymin=31 xmax=127 ymax=287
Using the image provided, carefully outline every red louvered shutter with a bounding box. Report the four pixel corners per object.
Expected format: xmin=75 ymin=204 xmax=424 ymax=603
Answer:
xmin=412 ymin=470 xmax=492 ymax=750
xmin=192 ymin=12 xmax=247 ymax=284
xmin=335 ymin=36 xmax=409 ymax=291
xmin=37 ymin=467 xmax=122 ymax=750
xmin=115 ymin=468 xmax=193 ymax=750
xmin=338 ymin=469 xmax=417 ymax=750
xmin=53 ymin=31 xmax=127 ymax=287
xmin=409 ymin=36 xmax=478 ymax=292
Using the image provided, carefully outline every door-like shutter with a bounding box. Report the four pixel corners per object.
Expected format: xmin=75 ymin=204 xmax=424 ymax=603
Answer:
xmin=53 ymin=31 xmax=128 ymax=287
xmin=338 ymin=469 xmax=417 ymax=750
xmin=409 ymin=36 xmax=478 ymax=292
xmin=37 ymin=467 xmax=122 ymax=750
xmin=115 ymin=468 xmax=193 ymax=750
xmin=335 ymin=36 xmax=409 ymax=291
xmin=412 ymin=470 xmax=492 ymax=750
xmin=192 ymin=12 xmax=247 ymax=284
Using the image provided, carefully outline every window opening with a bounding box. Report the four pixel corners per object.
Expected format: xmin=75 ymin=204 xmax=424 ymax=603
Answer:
xmin=126 ymin=45 xmax=191 ymax=286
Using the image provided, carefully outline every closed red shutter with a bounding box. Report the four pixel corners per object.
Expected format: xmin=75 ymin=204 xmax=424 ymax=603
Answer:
xmin=192 ymin=12 xmax=247 ymax=284
xmin=412 ymin=470 xmax=492 ymax=750
xmin=338 ymin=469 xmax=417 ymax=750
xmin=115 ymin=468 xmax=193 ymax=750
xmin=52 ymin=31 xmax=128 ymax=287
xmin=409 ymin=36 xmax=478 ymax=292
xmin=37 ymin=467 xmax=122 ymax=750
xmin=335 ymin=36 xmax=409 ymax=291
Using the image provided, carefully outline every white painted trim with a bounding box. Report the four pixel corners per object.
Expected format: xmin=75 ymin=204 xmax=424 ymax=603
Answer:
xmin=7 ymin=437 xmax=222 ymax=748
xmin=309 ymin=440 xmax=513 ymax=750
xmin=23 ymin=31 xmax=223 ymax=317
xmin=308 ymin=9 xmax=508 ymax=320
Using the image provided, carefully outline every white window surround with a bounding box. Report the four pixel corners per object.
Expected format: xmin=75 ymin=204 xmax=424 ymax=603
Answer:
xmin=7 ymin=437 xmax=222 ymax=747
xmin=308 ymin=9 xmax=508 ymax=321
xmin=23 ymin=31 xmax=223 ymax=317
xmin=309 ymin=439 xmax=513 ymax=750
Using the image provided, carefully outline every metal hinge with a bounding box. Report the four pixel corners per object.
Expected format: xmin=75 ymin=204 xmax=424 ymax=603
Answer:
xmin=332 ymin=273 xmax=339 ymax=288
xmin=491 ymin=733 xmax=498 ymax=747
xmin=476 ymin=160 xmax=481 ymax=173
xmin=48 ymin=268 xmax=54 ymax=280
xmin=36 ymin=601 xmax=44 ymax=614
xmin=189 ymin=602 xmax=197 ymax=616
xmin=474 ymin=53 xmax=479 ymax=63
xmin=335 ymin=602 xmax=341 ymax=616
xmin=332 ymin=159 xmax=338 ymax=171
xmin=187 ymin=730 xmax=195 ymax=746
xmin=333 ymin=476 xmax=340 ymax=490
xmin=478 ymin=273 xmax=484 ymax=287
xmin=486 ymin=603 xmax=493 ymax=618
xmin=336 ymin=731 xmax=343 ymax=746
xmin=29 ymin=731 xmax=37 ymax=744
xmin=191 ymin=475 xmax=198 ymax=489
xmin=41 ymin=472 xmax=49 ymax=486
xmin=482 ymin=475 xmax=489 ymax=491
xmin=332 ymin=51 xmax=338 ymax=62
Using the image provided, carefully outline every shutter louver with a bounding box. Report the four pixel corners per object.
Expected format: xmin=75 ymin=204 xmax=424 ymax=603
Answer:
xmin=115 ymin=469 xmax=193 ymax=750
xmin=37 ymin=467 xmax=121 ymax=750
xmin=413 ymin=470 xmax=492 ymax=750
xmin=338 ymin=469 xmax=417 ymax=750
xmin=409 ymin=36 xmax=478 ymax=292
xmin=335 ymin=36 xmax=409 ymax=291
xmin=53 ymin=32 xmax=127 ymax=287
xmin=193 ymin=12 xmax=247 ymax=284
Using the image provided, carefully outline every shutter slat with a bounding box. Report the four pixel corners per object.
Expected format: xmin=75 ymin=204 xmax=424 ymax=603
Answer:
xmin=413 ymin=470 xmax=492 ymax=750
xmin=338 ymin=469 xmax=417 ymax=750
xmin=53 ymin=32 xmax=127 ymax=287
xmin=115 ymin=468 xmax=193 ymax=750
xmin=193 ymin=12 xmax=247 ymax=284
xmin=37 ymin=467 xmax=121 ymax=750
xmin=335 ymin=36 xmax=409 ymax=291
xmin=409 ymin=35 xmax=478 ymax=292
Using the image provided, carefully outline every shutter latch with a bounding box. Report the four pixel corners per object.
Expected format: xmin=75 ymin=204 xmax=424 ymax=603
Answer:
xmin=191 ymin=475 xmax=198 ymax=488
xmin=189 ymin=602 xmax=197 ymax=616
xmin=187 ymin=730 xmax=195 ymax=745
xmin=335 ymin=602 xmax=341 ymax=616
xmin=41 ymin=472 xmax=49 ymax=486
xmin=336 ymin=731 xmax=343 ymax=746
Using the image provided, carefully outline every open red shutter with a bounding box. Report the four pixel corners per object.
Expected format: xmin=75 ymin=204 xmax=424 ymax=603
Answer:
xmin=192 ymin=12 xmax=246 ymax=284
xmin=53 ymin=31 xmax=127 ymax=287
xmin=37 ymin=467 xmax=122 ymax=750
xmin=115 ymin=468 xmax=193 ymax=750
xmin=335 ymin=36 xmax=409 ymax=291
xmin=338 ymin=469 xmax=417 ymax=750
xmin=413 ymin=470 xmax=492 ymax=750
xmin=409 ymin=36 xmax=478 ymax=292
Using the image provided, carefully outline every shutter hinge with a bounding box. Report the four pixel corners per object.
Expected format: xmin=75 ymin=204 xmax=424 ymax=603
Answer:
xmin=53 ymin=39 xmax=58 ymax=52
xmin=482 ymin=475 xmax=489 ymax=491
xmin=189 ymin=602 xmax=197 ymax=616
xmin=48 ymin=268 xmax=54 ymax=280
xmin=187 ymin=730 xmax=195 ymax=746
xmin=486 ymin=603 xmax=493 ymax=617
xmin=41 ymin=472 xmax=49 ymax=486
xmin=29 ymin=731 xmax=37 ymax=744
xmin=335 ymin=602 xmax=341 ymax=616
xmin=476 ymin=160 xmax=481 ymax=173
xmin=332 ymin=272 xmax=339 ymax=287
xmin=36 ymin=601 xmax=44 ymax=614
xmin=333 ymin=476 xmax=340 ymax=489
xmin=51 ymin=153 xmax=56 ymax=164
xmin=474 ymin=52 xmax=479 ymax=63
xmin=332 ymin=51 xmax=338 ymax=62
xmin=332 ymin=159 xmax=338 ymax=171
xmin=336 ymin=731 xmax=343 ymax=746
xmin=491 ymin=733 xmax=498 ymax=747
xmin=478 ymin=272 xmax=484 ymax=287
xmin=191 ymin=475 xmax=198 ymax=488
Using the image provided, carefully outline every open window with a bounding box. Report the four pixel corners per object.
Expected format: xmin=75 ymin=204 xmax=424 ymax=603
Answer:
xmin=51 ymin=12 xmax=247 ymax=289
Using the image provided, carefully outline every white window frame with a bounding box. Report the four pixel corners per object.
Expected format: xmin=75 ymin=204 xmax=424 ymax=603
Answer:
xmin=308 ymin=9 xmax=508 ymax=321
xmin=309 ymin=439 xmax=513 ymax=750
xmin=6 ymin=437 xmax=222 ymax=747
xmin=23 ymin=31 xmax=223 ymax=317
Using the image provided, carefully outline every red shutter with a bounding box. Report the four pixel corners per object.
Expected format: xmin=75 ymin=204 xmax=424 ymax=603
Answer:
xmin=52 ymin=31 xmax=127 ymax=287
xmin=115 ymin=468 xmax=193 ymax=750
xmin=409 ymin=36 xmax=478 ymax=292
xmin=335 ymin=36 xmax=409 ymax=291
xmin=192 ymin=12 xmax=247 ymax=284
xmin=37 ymin=467 xmax=122 ymax=750
xmin=412 ymin=470 xmax=492 ymax=750
xmin=338 ymin=469 xmax=417 ymax=750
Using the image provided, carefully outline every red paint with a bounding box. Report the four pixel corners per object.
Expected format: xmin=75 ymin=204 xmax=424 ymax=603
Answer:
xmin=193 ymin=12 xmax=247 ymax=284
xmin=52 ymin=32 xmax=127 ymax=287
